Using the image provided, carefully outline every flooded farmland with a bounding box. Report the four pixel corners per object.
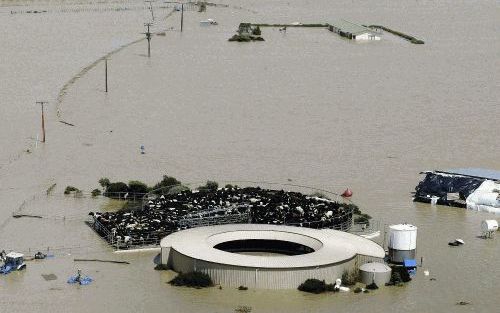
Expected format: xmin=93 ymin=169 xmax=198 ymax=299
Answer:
xmin=0 ymin=0 xmax=498 ymax=312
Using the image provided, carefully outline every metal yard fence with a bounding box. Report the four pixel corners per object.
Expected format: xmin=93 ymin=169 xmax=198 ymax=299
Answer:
xmin=88 ymin=206 xmax=354 ymax=250
xmin=88 ymin=181 xmax=357 ymax=250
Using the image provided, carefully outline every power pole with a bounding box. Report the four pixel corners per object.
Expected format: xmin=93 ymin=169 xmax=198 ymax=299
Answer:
xmin=144 ymin=22 xmax=153 ymax=57
xmin=104 ymin=58 xmax=108 ymax=92
xmin=145 ymin=0 xmax=155 ymax=21
xmin=36 ymin=101 xmax=48 ymax=143
xmin=181 ymin=3 xmax=184 ymax=32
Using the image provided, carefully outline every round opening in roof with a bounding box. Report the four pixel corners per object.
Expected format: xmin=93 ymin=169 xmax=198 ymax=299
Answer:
xmin=213 ymin=239 xmax=315 ymax=256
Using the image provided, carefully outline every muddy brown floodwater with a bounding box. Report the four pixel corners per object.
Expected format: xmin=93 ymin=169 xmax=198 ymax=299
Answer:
xmin=0 ymin=0 xmax=498 ymax=312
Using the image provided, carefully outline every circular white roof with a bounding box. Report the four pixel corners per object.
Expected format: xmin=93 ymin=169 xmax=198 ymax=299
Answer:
xmin=161 ymin=224 xmax=385 ymax=269
xmin=389 ymin=224 xmax=417 ymax=231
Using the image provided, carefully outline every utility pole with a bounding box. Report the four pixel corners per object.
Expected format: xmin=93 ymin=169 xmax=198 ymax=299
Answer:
xmin=145 ymin=0 xmax=155 ymax=21
xmin=104 ymin=58 xmax=108 ymax=92
xmin=165 ymin=1 xmax=185 ymax=31
xmin=144 ymin=22 xmax=153 ymax=57
xmin=36 ymin=101 xmax=48 ymax=143
xmin=181 ymin=3 xmax=184 ymax=32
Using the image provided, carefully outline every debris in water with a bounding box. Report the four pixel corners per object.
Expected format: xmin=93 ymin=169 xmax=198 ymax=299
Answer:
xmin=59 ymin=120 xmax=75 ymax=127
xmin=235 ymin=306 xmax=252 ymax=313
xmin=67 ymin=269 xmax=93 ymax=285
xmin=73 ymin=258 xmax=129 ymax=264
xmin=12 ymin=214 xmax=43 ymax=219
xmin=456 ymin=301 xmax=471 ymax=305
xmin=448 ymin=239 xmax=464 ymax=246
xmin=35 ymin=251 xmax=47 ymax=259
xmin=42 ymin=273 xmax=57 ymax=281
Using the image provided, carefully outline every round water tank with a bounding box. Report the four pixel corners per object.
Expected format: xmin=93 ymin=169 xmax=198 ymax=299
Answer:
xmin=388 ymin=224 xmax=417 ymax=250
xmin=481 ymin=220 xmax=499 ymax=232
xmin=359 ymin=262 xmax=392 ymax=286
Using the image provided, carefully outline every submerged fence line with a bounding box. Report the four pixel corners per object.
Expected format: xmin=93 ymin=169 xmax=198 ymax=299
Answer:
xmin=55 ymin=7 xmax=178 ymax=119
xmin=8 ymin=4 xmax=181 ymax=15
xmin=1 ymin=242 xmax=112 ymax=258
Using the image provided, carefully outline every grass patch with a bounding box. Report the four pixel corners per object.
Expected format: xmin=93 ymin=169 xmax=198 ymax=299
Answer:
xmin=101 ymin=198 xmax=127 ymax=212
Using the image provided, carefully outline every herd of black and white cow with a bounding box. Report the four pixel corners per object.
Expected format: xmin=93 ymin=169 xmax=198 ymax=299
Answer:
xmin=89 ymin=187 xmax=355 ymax=247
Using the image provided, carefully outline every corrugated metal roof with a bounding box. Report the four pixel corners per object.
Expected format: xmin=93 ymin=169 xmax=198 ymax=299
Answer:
xmin=328 ymin=20 xmax=376 ymax=35
xmin=161 ymin=224 xmax=385 ymax=268
xmin=439 ymin=168 xmax=500 ymax=181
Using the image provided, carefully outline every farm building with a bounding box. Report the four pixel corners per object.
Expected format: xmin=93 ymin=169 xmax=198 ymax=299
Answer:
xmin=328 ymin=20 xmax=381 ymax=40
xmin=160 ymin=224 xmax=385 ymax=289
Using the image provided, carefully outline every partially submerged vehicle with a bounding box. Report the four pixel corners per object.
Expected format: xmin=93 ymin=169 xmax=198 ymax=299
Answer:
xmin=0 ymin=252 xmax=26 ymax=274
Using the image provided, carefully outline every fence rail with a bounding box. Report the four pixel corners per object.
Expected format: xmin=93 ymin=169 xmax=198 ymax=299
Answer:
xmin=88 ymin=205 xmax=354 ymax=250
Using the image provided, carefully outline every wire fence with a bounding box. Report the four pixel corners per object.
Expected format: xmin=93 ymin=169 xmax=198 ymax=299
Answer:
xmin=5 ymin=181 xmax=364 ymax=252
xmin=7 ymin=3 xmax=195 ymax=15
xmin=88 ymin=207 xmax=354 ymax=251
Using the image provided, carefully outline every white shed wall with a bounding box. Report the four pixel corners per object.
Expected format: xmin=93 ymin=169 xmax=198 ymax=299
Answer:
xmin=165 ymin=249 xmax=382 ymax=289
xmin=355 ymin=33 xmax=381 ymax=41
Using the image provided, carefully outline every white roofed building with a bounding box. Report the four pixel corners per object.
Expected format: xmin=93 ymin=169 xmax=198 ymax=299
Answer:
xmin=328 ymin=20 xmax=381 ymax=41
xmin=160 ymin=224 xmax=385 ymax=289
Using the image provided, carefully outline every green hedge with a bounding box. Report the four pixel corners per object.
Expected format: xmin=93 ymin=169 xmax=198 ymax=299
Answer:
xmin=169 ymin=271 xmax=213 ymax=288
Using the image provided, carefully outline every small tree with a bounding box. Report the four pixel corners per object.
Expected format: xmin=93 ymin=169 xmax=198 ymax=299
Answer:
xmin=152 ymin=175 xmax=182 ymax=194
xmin=341 ymin=269 xmax=358 ymax=286
xmin=169 ymin=271 xmax=213 ymax=288
xmin=64 ymin=186 xmax=79 ymax=195
xmin=128 ymin=180 xmax=149 ymax=195
xmin=91 ymin=189 xmax=102 ymax=197
xmin=199 ymin=180 xmax=218 ymax=192
xmin=99 ymin=177 xmax=111 ymax=189
xmin=298 ymin=279 xmax=326 ymax=294
xmin=104 ymin=182 xmax=128 ymax=198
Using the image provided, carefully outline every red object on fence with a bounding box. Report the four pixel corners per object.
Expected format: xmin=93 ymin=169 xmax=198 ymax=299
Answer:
xmin=341 ymin=188 xmax=353 ymax=197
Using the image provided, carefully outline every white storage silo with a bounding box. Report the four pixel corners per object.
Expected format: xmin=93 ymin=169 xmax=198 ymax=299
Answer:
xmin=388 ymin=224 xmax=417 ymax=263
xmin=359 ymin=262 xmax=392 ymax=286
xmin=481 ymin=220 xmax=498 ymax=238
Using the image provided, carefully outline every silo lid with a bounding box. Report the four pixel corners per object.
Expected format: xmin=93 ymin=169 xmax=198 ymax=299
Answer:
xmin=389 ymin=224 xmax=417 ymax=231
xmin=359 ymin=262 xmax=391 ymax=272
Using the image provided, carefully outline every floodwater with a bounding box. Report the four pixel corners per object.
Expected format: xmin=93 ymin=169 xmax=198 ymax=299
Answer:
xmin=0 ymin=0 xmax=499 ymax=312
